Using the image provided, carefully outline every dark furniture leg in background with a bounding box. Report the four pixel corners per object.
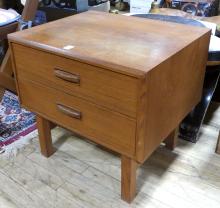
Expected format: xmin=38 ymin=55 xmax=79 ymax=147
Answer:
xmin=216 ymin=132 xmax=220 ymax=154
xmin=179 ymin=67 xmax=220 ymax=142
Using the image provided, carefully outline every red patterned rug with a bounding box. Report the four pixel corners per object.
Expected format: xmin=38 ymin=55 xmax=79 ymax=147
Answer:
xmin=0 ymin=90 xmax=37 ymax=157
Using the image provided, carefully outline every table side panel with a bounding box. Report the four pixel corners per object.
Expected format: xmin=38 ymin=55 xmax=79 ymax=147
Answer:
xmin=136 ymin=32 xmax=211 ymax=163
xmin=11 ymin=43 xmax=139 ymax=118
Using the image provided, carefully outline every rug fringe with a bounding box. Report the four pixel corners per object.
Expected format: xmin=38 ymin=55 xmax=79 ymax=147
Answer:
xmin=0 ymin=129 xmax=38 ymax=159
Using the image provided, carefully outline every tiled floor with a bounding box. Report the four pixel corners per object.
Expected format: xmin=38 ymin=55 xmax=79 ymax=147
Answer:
xmin=0 ymin=103 xmax=220 ymax=208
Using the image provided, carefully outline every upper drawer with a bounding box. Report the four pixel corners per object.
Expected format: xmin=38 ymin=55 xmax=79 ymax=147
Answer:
xmin=12 ymin=44 xmax=139 ymax=118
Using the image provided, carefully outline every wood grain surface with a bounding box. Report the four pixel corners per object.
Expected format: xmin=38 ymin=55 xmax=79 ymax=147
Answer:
xmin=8 ymin=11 xmax=210 ymax=78
xmin=12 ymin=44 xmax=139 ymax=118
xmin=36 ymin=116 xmax=55 ymax=157
xmin=9 ymin=11 xmax=211 ymax=203
xmin=136 ymin=32 xmax=210 ymax=162
xmin=121 ymin=155 xmax=137 ymax=203
xmin=18 ymin=78 xmax=136 ymax=157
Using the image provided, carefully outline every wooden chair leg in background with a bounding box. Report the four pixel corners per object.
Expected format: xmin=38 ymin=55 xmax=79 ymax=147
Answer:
xmin=0 ymin=50 xmax=16 ymax=93
xmin=164 ymin=127 xmax=179 ymax=151
xmin=36 ymin=116 xmax=56 ymax=158
xmin=0 ymin=0 xmax=39 ymax=95
xmin=121 ymin=155 xmax=138 ymax=203
xmin=0 ymin=87 xmax=6 ymax=100
xmin=216 ymin=131 xmax=220 ymax=154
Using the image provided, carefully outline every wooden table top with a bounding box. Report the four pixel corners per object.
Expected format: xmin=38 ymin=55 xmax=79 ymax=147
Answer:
xmin=8 ymin=11 xmax=211 ymax=78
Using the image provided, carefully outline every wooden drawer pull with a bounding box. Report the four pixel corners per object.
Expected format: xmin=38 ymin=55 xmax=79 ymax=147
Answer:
xmin=54 ymin=68 xmax=80 ymax=84
xmin=57 ymin=104 xmax=82 ymax=120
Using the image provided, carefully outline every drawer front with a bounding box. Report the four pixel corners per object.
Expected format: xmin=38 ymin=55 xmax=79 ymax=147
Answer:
xmin=12 ymin=44 xmax=138 ymax=118
xmin=18 ymin=79 xmax=136 ymax=156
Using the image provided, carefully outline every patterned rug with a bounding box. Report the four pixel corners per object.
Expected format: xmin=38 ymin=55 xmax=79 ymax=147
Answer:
xmin=0 ymin=90 xmax=37 ymax=157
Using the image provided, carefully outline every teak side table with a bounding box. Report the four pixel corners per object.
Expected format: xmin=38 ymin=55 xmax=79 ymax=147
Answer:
xmin=9 ymin=11 xmax=211 ymax=203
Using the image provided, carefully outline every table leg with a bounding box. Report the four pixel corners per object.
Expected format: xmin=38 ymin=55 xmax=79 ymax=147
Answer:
xmin=121 ymin=155 xmax=137 ymax=203
xmin=164 ymin=128 xmax=178 ymax=151
xmin=36 ymin=115 xmax=55 ymax=157
xmin=216 ymin=131 xmax=220 ymax=154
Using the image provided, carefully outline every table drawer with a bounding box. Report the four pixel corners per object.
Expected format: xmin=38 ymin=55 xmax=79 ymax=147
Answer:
xmin=12 ymin=44 xmax=139 ymax=118
xmin=18 ymin=78 xmax=136 ymax=156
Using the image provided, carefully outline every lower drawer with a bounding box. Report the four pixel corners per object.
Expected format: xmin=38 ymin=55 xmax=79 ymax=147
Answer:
xmin=18 ymin=79 xmax=136 ymax=156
